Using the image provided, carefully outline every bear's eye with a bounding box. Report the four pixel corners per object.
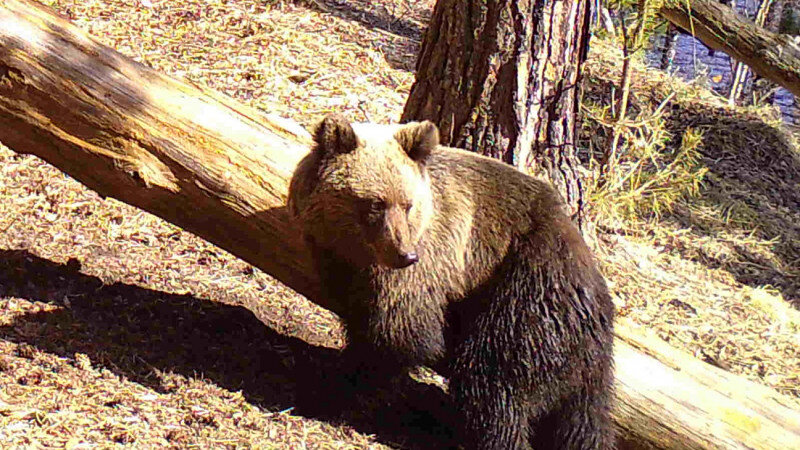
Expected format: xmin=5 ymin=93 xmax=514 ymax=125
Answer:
xmin=357 ymin=198 xmax=386 ymax=224
xmin=370 ymin=199 xmax=387 ymax=213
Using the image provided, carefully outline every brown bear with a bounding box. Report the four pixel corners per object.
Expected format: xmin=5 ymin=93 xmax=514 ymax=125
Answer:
xmin=288 ymin=114 xmax=615 ymax=450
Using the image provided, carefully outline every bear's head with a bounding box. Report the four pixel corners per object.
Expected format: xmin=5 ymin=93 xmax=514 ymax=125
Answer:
xmin=289 ymin=114 xmax=439 ymax=269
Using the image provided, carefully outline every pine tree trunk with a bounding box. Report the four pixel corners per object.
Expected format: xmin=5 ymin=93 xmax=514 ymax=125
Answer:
xmin=401 ymin=0 xmax=592 ymax=228
xmin=767 ymin=0 xmax=800 ymax=34
xmin=728 ymin=0 xmax=773 ymax=105
xmin=660 ymin=24 xmax=678 ymax=71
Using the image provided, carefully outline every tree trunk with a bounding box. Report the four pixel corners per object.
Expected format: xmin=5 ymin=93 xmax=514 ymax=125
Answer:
xmin=727 ymin=0 xmax=773 ymax=105
xmin=659 ymin=0 xmax=800 ymax=98
xmin=659 ymin=24 xmax=679 ymax=72
xmin=401 ymin=0 xmax=591 ymax=228
xmin=1 ymin=1 xmax=800 ymax=448
xmin=766 ymin=0 xmax=800 ymax=35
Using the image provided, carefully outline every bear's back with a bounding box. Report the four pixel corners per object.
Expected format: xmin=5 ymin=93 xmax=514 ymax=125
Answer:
xmin=408 ymin=146 xmax=575 ymax=295
xmin=426 ymin=146 xmax=567 ymax=240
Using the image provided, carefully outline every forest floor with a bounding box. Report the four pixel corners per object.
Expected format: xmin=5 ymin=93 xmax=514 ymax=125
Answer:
xmin=0 ymin=0 xmax=798 ymax=448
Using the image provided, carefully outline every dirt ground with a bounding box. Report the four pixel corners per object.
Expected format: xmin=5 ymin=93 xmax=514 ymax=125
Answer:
xmin=0 ymin=0 xmax=798 ymax=448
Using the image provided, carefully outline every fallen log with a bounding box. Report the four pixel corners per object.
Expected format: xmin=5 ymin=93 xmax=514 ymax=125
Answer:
xmin=613 ymin=319 xmax=800 ymax=449
xmin=660 ymin=0 xmax=800 ymax=98
xmin=0 ymin=1 xmax=799 ymax=448
xmin=0 ymin=0 xmax=324 ymax=308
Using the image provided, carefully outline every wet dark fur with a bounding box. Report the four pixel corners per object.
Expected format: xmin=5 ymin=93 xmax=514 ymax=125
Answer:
xmin=289 ymin=115 xmax=615 ymax=450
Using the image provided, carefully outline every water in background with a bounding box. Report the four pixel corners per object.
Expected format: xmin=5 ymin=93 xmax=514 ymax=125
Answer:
xmin=646 ymin=0 xmax=798 ymax=124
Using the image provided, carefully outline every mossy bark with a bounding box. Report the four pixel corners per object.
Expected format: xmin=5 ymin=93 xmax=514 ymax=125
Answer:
xmin=401 ymin=0 xmax=592 ymax=229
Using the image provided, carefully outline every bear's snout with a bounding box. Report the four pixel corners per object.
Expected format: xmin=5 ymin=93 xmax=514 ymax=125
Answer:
xmin=397 ymin=251 xmax=419 ymax=268
xmin=371 ymin=239 xmax=421 ymax=269
xmin=375 ymin=205 xmax=421 ymax=269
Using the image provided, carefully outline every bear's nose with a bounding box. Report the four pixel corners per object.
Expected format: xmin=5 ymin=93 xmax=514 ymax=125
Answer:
xmin=398 ymin=252 xmax=419 ymax=268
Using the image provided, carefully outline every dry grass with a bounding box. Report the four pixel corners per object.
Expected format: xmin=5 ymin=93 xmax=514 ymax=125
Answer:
xmin=0 ymin=0 xmax=798 ymax=448
xmin=582 ymin=39 xmax=800 ymax=399
xmin=2 ymin=0 xmax=442 ymax=448
xmin=43 ymin=0 xmax=424 ymax=128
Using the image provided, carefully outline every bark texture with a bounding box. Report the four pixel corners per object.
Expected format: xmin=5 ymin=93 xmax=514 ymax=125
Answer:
xmin=1 ymin=1 xmax=800 ymax=448
xmin=614 ymin=319 xmax=800 ymax=450
xmin=0 ymin=0 xmax=322 ymax=307
xmin=660 ymin=0 xmax=800 ymax=98
xmin=401 ymin=0 xmax=591 ymax=226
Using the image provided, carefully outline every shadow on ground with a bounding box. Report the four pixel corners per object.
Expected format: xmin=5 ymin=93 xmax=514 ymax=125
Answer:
xmin=294 ymin=0 xmax=428 ymax=71
xmin=300 ymin=0 xmax=425 ymax=39
xmin=0 ymin=250 xmax=456 ymax=449
xmin=663 ymin=107 xmax=800 ymax=307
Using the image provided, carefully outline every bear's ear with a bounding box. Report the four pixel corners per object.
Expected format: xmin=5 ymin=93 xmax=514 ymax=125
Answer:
xmin=394 ymin=121 xmax=439 ymax=163
xmin=313 ymin=114 xmax=358 ymax=156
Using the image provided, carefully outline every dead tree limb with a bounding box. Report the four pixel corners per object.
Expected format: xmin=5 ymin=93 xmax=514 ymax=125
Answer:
xmin=660 ymin=0 xmax=800 ymax=98
xmin=613 ymin=319 xmax=800 ymax=449
xmin=0 ymin=0 xmax=326 ymax=308
xmin=0 ymin=1 xmax=799 ymax=448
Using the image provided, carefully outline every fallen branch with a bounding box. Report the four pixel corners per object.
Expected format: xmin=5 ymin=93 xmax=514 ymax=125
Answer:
xmin=659 ymin=0 xmax=800 ymax=98
xmin=0 ymin=0 xmax=325 ymax=308
xmin=0 ymin=1 xmax=798 ymax=448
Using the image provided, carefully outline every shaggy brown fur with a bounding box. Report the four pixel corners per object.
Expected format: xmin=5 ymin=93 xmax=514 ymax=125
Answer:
xmin=288 ymin=114 xmax=615 ymax=450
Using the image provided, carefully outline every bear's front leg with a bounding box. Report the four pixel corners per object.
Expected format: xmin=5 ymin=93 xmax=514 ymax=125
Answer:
xmin=448 ymin=233 xmax=614 ymax=450
xmin=338 ymin=336 xmax=410 ymax=393
xmin=533 ymin=386 xmax=615 ymax=450
xmin=449 ymin=374 xmax=536 ymax=450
